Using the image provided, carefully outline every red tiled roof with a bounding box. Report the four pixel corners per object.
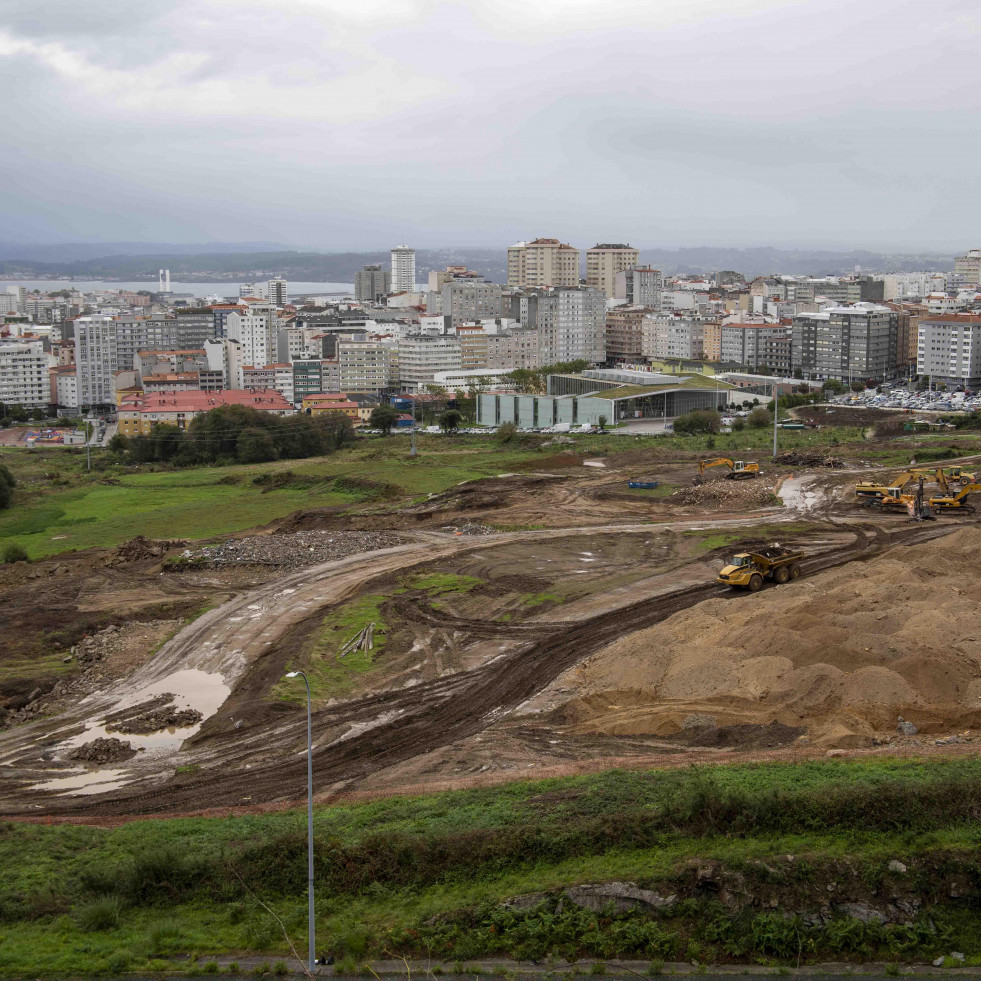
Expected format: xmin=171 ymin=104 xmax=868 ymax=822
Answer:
xmin=123 ymin=389 xmax=292 ymax=413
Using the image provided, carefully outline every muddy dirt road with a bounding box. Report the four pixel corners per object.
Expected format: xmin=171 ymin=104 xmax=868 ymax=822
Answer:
xmin=0 ymin=513 xmax=960 ymax=818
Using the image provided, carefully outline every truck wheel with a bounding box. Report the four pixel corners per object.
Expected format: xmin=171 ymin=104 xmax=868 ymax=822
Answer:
xmin=790 ymin=565 xmax=801 ymax=579
xmin=749 ymin=574 xmax=763 ymax=592
xmin=773 ymin=566 xmax=790 ymax=584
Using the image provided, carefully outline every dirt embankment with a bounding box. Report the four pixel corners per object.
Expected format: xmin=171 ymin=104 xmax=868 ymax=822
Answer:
xmin=553 ymin=527 xmax=981 ymax=749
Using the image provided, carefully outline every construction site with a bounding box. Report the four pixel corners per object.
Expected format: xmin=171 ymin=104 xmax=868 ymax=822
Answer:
xmin=3 ymin=416 xmax=981 ymax=820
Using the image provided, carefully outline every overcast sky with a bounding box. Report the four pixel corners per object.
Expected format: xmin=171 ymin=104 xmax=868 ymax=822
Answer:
xmin=1 ymin=0 xmax=979 ymax=251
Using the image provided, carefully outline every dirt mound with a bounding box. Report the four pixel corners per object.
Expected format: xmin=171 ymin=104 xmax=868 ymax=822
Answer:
xmin=68 ymin=737 xmax=141 ymax=764
xmin=104 ymin=695 xmax=203 ymax=734
xmin=553 ymin=528 xmax=981 ymax=748
xmin=105 ymin=536 xmax=186 ymax=566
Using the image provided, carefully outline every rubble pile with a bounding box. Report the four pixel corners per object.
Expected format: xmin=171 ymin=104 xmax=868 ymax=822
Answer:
xmin=105 ymin=536 xmax=187 ymax=566
xmin=171 ymin=530 xmax=406 ymax=571
xmin=675 ymin=480 xmax=775 ymax=509
xmin=68 ymin=737 xmax=141 ymax=764
xmin=104 ymin=694 xmax=204 ymax=734
xmin=775 ymin=451 xmax=844 ymax=468
xmin=72 ymin=623 xmax=126 ymax=665
xmin=439 ymin=522 xmax=496 ymax=536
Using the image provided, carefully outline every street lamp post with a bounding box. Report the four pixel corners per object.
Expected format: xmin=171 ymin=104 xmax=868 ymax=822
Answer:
xmin=284 ymin=671 xmax=315 ymax=974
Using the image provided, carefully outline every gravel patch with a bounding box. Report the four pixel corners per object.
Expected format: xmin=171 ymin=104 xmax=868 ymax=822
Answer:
xmin=173 ymin=530 xmax=408 ymax=571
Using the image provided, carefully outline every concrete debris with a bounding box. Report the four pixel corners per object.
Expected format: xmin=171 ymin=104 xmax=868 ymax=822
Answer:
xmin=439 ymin=522 xmax=495 ymax=536
xmin=888 ymin=860 xmax=908 ymax=874
xmin=68 ymin=737 xmax=141 ymax=765
xmin=173 ymin=530 xmax=406 ymax=571
xmin=897 ymin=716 xmax=919 ymax=736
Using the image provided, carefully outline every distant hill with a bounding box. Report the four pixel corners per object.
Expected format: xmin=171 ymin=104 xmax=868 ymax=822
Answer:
xmin=0 ymin=243 xmax=952 ymax=282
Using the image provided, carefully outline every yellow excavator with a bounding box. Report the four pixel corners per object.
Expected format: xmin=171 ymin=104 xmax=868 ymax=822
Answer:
xmin=856 ymin=467 xmax=951 ymax=501
xmin=929 ymin=482 xmax=981 ymax=513
xmin=869 ymin=477 xmax=936 ymax=520
xmin=697 ymin=458 xmax=761 ymax=482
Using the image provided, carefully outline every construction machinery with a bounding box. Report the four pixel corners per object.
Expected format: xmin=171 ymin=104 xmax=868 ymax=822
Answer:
xmin=717 ymin=544 xmax=805 ymax=591
xmin=697 ymin=458 xmax=761 ymax=481
xmin=944 ymin=466 xmax=977 ymax=485
xmin=929 ymin=482 xmax=981 ymax=513
xmin=869 ymin=477 xmax=936 ymax=520
xmin=855 ymin=467 xmax=951 ymax=501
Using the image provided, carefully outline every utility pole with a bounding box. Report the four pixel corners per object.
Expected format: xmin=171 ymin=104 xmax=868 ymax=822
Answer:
xmin=772 ymin=379 xmax=779 ymax=460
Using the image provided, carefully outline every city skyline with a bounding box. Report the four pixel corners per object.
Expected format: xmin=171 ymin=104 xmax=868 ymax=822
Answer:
xmin=1 ymin=0 xmax=980 ymax=251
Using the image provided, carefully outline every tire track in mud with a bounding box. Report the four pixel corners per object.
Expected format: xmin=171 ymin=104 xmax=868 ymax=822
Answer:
xmin=34 ymin=520 xmax=961 ymax=817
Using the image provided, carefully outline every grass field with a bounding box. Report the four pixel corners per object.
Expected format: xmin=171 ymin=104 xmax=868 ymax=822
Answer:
xmin=3 ymin=418 xmax=977 ymax=560
xmin=1 ymin=757 xmax=980 ymax=976
xmin=0 ymin=439 xmax=545 ymax=558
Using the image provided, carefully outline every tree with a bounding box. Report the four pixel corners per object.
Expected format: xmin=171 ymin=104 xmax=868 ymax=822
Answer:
xmin=823 ymin=379 xmax=846 ymax=395
xmin=0 ymin=462 xmax=15 ymax=510
xmin=313 ymin=412 xmax=356 ymax=452
xmin=850 ymin=381 xmax=864 ymax=392
xmin=439 ymin=409 xmax=463 ymax=433
xmin=30 ymin=407 xmax=45 ymax=422
xmin=369 ymin=405 xmax=399 ymax=435
xmin=793 ymin=367 xmax=804 ymax=380
xmin=597 ymin=415 xmax=608 ymax=432
xmin=748 ymin=407 xmax=772 ymax=428
xmin=673 ymin=410 xmax=721 ymax=435
xmin=107 ymin=434 xmax=129 ymax=455
xmin=7 ymin=404 xmax=27 ymax=423
xmin=236 ymin=427 xmax=277 ymax=463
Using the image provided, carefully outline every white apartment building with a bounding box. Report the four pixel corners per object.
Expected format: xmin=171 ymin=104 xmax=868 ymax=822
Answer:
xmin=53 ymin=367 xmax=79 ymax=410
xmin=507 ymin=238 xmax=580 ymax=289
xmin=226 ymin=311 xmax=272 ymax=385
xmin=586 ymin=244 xmax=639 ymax=298
xmin=917 ymin=315 xmax=981 ymax=388
xmin=926 ymin=292 xmax=970 ymax=315
xmin=391 ymin=245 xmax=416 ymax=292
xmin=487 ymin=328 xmax=540 ymax=371
xmin=614 ymin=266 xmax=662 ymax=308
xmin=0 ymin=340 xmax=51 ymax=407
xmin=953 ymin=250 xmax=981 ymax=289
xmin=538 ymin=288 xmax=606 ymax=364
xmin=74 ymin=316 xmax=118 ymax=407
xmin=398 ymin=334 xmax=462 ymax=389
xmin=641 ymin=316 xmax=704 ymax=361
xmin=876 ymin=272 xmax=947 ymax=300
xmin=337 ymin=339 xmax=394 ymax=394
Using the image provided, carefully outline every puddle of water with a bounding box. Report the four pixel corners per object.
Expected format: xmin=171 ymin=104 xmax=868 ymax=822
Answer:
xmin=33 ymin=768 xmax=128 ymax=796
xmin=56 ymin=669 xmax=231 ymax=761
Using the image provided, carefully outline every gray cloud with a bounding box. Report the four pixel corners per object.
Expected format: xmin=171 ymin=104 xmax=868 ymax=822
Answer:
xmin=0 ymin=0 xmax=979 ymax=250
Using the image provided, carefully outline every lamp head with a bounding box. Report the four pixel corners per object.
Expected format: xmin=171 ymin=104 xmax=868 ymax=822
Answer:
xmin=285 ymin=671 xmax=300 ymax=678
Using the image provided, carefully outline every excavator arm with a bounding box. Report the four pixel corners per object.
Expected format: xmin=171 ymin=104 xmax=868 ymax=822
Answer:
xmin=698 ymin=457 xmax=735 ymax=475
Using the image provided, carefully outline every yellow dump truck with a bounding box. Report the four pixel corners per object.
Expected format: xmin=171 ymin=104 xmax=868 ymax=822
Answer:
xmin=717 ymin=545 xmax=804 ymax=591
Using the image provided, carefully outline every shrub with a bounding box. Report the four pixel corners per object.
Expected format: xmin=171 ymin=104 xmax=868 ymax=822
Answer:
xmin=272 ymin=960 xmax=289 ymax=976
xmin=747 ymin=407 xmax=771 ymax=428
xmin=77 ymin=895 xmax=123 ymax=932
xmin=123 ymin=845 xmax=203 ymax=905
xmin=2 ymin=543 xmax=28 ymax=563
xmin=673 ymin=410 xmax=721 ymax=435
xmin=496 ymin=421 xmax=518 ymax=444
xmin=202 ymin=961 xmax=220 ymax=974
